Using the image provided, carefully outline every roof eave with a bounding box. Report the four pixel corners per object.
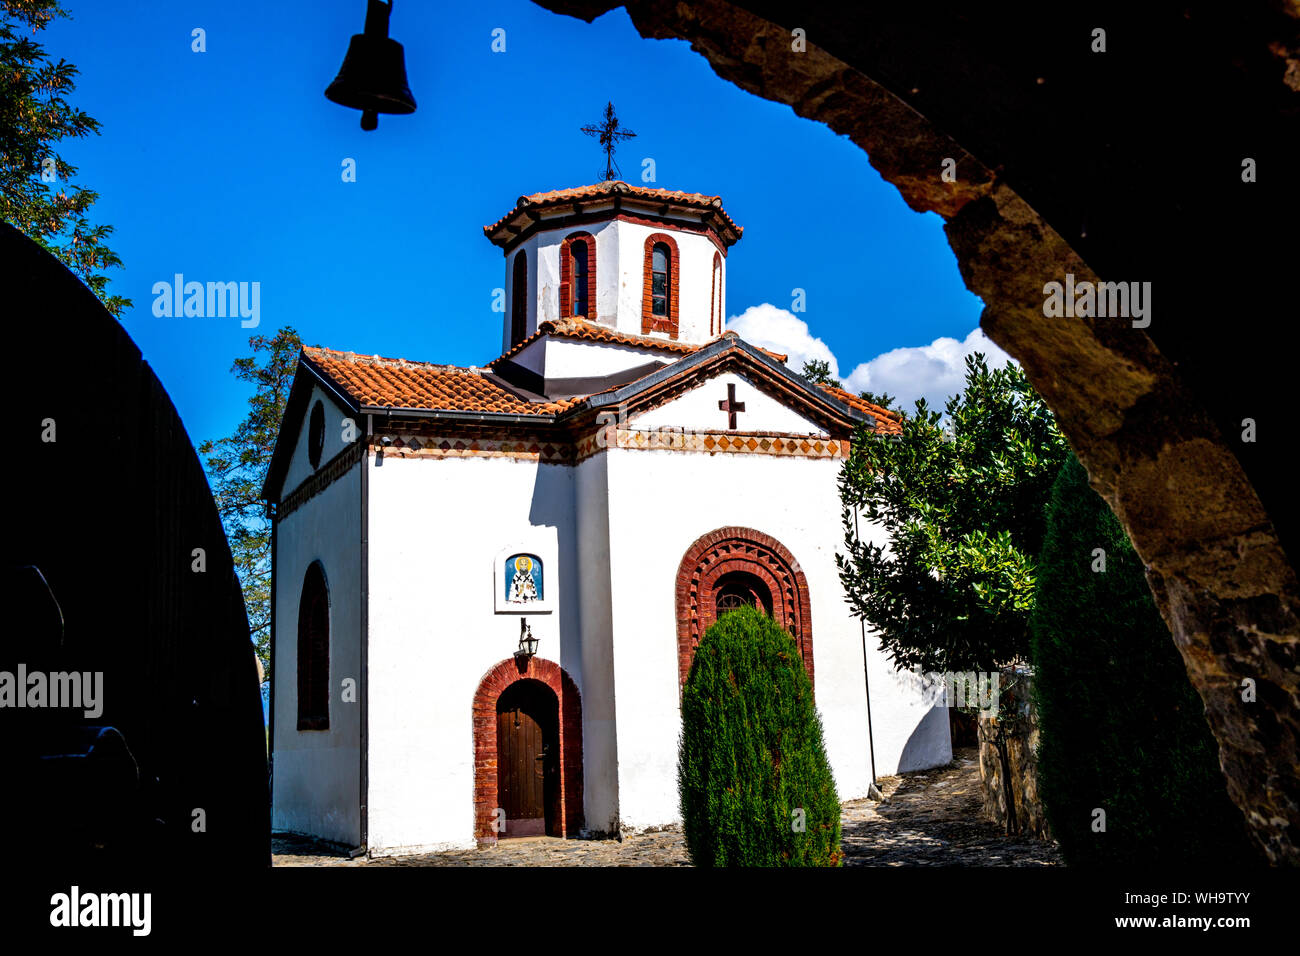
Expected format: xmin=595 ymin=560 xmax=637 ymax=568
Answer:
xmin=581 ymin=335 xmax=874 ymax=427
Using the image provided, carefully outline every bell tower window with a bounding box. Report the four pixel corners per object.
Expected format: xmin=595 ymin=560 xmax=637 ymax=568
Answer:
xmin=641 ymin=233 xmax=679 ymax=337
xmin=651 ymin=245 xmax=669 ymax=316
xmin=559 ymin=232 xmax=598 ymax=322
xmin=572 ymin=241 xmax=589 ymax=316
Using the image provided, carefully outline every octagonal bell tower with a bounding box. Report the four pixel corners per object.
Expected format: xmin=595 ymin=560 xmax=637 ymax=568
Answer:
xmin=484 ymin=181 xmax=743 ymax=356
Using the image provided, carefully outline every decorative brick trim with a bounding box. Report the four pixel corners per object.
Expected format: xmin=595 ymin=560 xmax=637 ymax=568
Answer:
xmin=368 ymin=429 xmax=846 ymax=466
xmin=372 ymin=434 xmax=578 ymax=464
xmin=558 ymin=231 xmax=598 ymax=323
xmin=641 ymin=233 xmax=680 ymax=338
xmin=674 ymin=528 xmax=815 ymax=694
xmin=278 ymin=441 xmax=363 ymax=519
xmin=472 ymin=657 xmax=584 ymax=844
xmin=600 ymin=428 xmax=846 ymax=460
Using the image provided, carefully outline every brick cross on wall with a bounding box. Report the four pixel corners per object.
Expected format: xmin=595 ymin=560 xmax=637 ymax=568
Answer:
xmin=718 ymin=383 xmax=746 ymax=430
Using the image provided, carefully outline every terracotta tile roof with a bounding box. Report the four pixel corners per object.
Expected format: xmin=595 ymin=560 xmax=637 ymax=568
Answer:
xmin=489 ymin=318 xmax=700 ymax=365
xmin=302 ymin=346 xmax=578 ymax=415
xmin=488 ymin=320 xmax=789 ymax=367
xmin=484 ymin=180 xmax=742 ymax=245
xmin=818 ymin=384 xmax=904 ymax=434
xmin=302 ymin=340 xmax=893 ymax=428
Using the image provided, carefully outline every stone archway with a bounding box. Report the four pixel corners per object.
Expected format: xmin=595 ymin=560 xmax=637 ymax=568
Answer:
xmin=540 ymin=0 xmax=1300 ymax=865
xmin=675 ymin=527 xmax=814 ymax=690
xmin=472 ymin=657 xmax=584 ymax=844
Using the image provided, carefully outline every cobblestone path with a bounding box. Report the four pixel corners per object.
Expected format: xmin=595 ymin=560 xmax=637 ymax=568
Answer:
xmin=840 ymin=750 xmax=1061 ymax=866
xmin=273 ymin=747 xmax=1060 ymax=867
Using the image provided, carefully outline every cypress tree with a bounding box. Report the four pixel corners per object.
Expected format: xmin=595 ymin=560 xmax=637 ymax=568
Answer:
xmin=1031 ymin=454 xmax=1258 ymax=865
xmin=677 ymin=605 xmax=842 ymax=866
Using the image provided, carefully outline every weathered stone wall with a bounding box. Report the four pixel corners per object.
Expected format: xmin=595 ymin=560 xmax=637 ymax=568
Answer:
xmin=977 ymin=670 xmax=1050 ymax=841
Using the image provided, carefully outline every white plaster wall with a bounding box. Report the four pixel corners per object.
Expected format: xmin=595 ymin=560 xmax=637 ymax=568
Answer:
xmin=574 ymin=453 xmax=619 ymax=835
xmin=282 ymin=384 xmax=356 ymax=493
xmin=634 ymin=371 xmax=828 ymax=436
xmin=272 ymin=454 xmax=362 ymax=846
xmin=364 ymin=452 xmax=584 ymax=854
xmin=602 ymin=414 xmax=950 ymax=830
xmin=502 ymin=235 xmax=540 ymax=355
xmin=513 ymin=338 xmax=670 ymax=385
xmin=506 ymin=215 xmax=723 ymax=348
xmin=531 ymin=219 xmax=619 ymax=328
xmin=613 ymin=218 xmax=721 ymax=345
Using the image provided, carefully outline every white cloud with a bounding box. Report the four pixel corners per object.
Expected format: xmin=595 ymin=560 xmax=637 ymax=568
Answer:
xmin=725 ymin=304 xmax=840 ymax=378
xmin=841 ymin=327 xmax=1012 ymax=411
xmin=724 ymin=303 xmax=1013 ymax=412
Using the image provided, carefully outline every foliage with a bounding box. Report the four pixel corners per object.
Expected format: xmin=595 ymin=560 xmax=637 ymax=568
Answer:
xmin=678 ymin=605 xmax=842 ymax=866
xmin=198 ymin=327 xmax=302 ymax=684
xmin=1 ymin=1 xmax=129 ymax=316
xmin=837 ymin=353 xmax=1068 ymax=673
xmin=799 ymin=358 xmax=837 ymax=386
xmin=858 ymin=390 xmax=898 ymax=414
xmin=1031 ymin=453 xmax=1258 ymax=865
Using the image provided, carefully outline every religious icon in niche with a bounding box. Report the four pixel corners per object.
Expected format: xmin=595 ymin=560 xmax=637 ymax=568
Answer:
xmin=505 ymin=554 xmax=543 ymax=605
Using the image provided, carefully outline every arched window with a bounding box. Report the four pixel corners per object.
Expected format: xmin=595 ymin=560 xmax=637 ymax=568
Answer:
xmin=297 ymin=561 xmax=329 ymax=731
xmin=308 ymin=400 xmax=325 ymax=470
xmin=651 ymin=245 xmax=669 ymax=316
xmin=641 ymin=233 xmax=679 ymax=337
xmin=571 ymin=241 xmax=589 ymax=317
xmin=511 ymin=251 xmax=528 ymax=345
xmin=559 ymin=232 xmax=597 ymax=321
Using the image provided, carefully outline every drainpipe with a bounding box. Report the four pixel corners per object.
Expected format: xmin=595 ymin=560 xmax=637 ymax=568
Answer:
xmin=853 ymin=506 xmax=882 ymax=800
xmin=356 ymin=411 xmax=372 ymax=857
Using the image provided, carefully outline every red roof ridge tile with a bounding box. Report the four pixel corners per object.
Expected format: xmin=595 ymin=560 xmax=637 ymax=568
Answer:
xmin=483 ymin=181 xmax=742 ymax=241
xmin=817 ymin=383 xmax=903 ymax=431
xmin=304 ymin=345 xmax=485 ymax=375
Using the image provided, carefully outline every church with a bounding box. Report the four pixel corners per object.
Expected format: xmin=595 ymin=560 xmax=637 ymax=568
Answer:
xmin=262 ymin=178 xmax=952 ymax=855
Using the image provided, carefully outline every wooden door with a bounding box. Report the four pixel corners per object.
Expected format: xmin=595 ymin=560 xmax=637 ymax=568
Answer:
xmin=496 ymin=681 xmax=558 ymax=837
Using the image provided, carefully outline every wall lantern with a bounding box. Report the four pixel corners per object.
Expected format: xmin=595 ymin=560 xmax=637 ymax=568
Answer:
xmin=515 ymin=617 xmax=539 ymax=662
xmin=325 ymin=0 xmax=417 ymax=131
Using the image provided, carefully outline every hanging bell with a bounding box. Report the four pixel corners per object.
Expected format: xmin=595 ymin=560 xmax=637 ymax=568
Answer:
xmin=325 ymin=0 xmax=417 ymax=131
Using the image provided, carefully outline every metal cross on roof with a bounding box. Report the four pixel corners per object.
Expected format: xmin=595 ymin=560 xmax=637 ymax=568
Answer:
xmin=580 ymin=102 xmax=637 ymax=182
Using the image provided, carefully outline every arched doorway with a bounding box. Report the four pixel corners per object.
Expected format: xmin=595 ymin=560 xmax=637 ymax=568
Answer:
xmin=495 ymin=680 xmax=559 ymax=838
xmin=675 ymin=527 xmax=813 ymax=690
xmin=472 ymin=657 xmax=583 ymax=844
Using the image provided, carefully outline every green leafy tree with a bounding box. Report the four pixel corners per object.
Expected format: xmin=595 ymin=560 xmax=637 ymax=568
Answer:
xmin=836 ymin=353 xmax=1067 ymax=674
xmin=799 ymin=358 xmax=837 ymax=386
xmin=198 ymin=327 xmax=303 ymax=684
xmin=1031 ymin=453 xmax=1258 ymax=865
xmin=858 ymin=389 xmax=898 ymax=414
xmin=1 ymin=1 xmax=130 ymax=316
xmin=678 ymin=605 xmax=842 ymax=866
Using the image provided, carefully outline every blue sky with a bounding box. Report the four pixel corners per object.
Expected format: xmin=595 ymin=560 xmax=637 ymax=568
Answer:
xmin=44 ymin=0 xmax=994 ymax=446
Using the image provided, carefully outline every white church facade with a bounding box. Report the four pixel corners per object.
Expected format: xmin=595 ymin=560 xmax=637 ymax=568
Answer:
xmin=263 ymin=180 xmax=952 ymax=855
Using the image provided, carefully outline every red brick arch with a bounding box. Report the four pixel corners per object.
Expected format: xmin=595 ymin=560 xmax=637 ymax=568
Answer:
xmin=558 ymin=231 xmax=598 ymax=322
xmin=472 ymin=656 xmax=583 ymax=844
xmin=674 ymin=527 xmax=814 ymax=691
xmin=641 ymin=232 xmax=680 ymax=337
